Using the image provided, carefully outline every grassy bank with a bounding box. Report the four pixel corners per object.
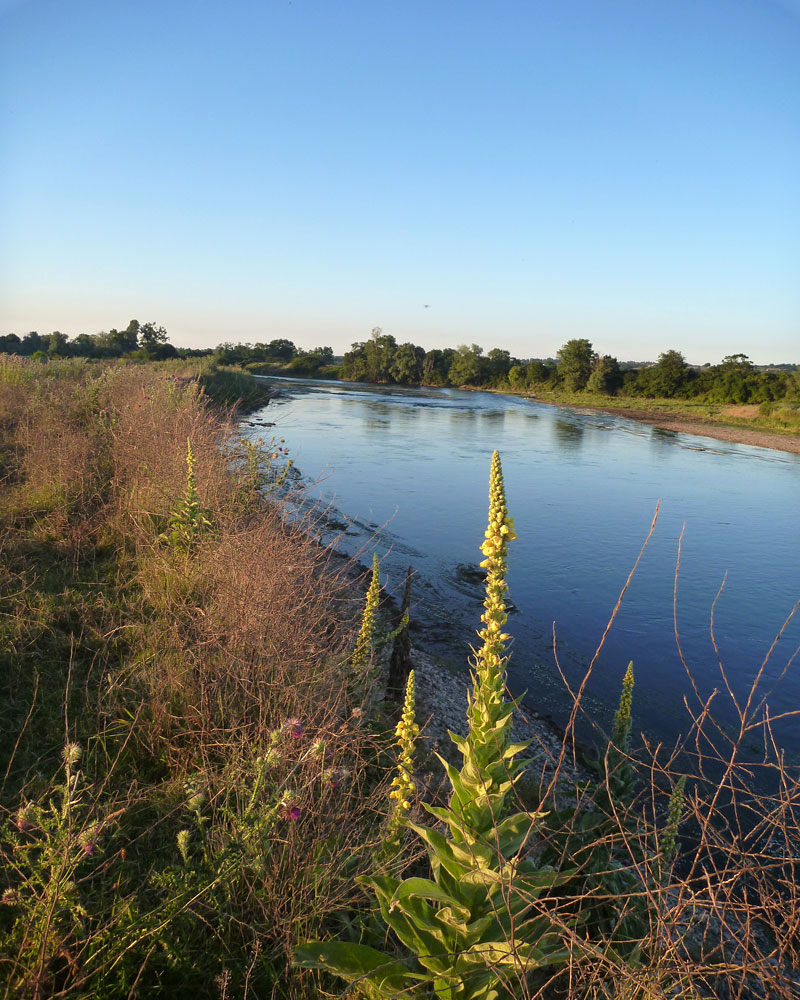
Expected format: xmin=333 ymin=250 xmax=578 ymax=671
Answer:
xmin=523 ymin=387 xmax=800 ymax=437
xmin=0 ymin=357 xmax=386 ymax=998
xmin=2 ymin=357 xmax=799 ymax=999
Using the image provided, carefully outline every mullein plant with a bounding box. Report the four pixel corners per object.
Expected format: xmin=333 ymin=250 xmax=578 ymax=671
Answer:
xmin=352 ymin=553 xmax=381 ymax=670
xmin=164 ymin=438 xmax=214 ymax=551
xmin=380 ymin=670 xmax=419 ymax=863
xmin=659 ymin=775 xmax=687 ymax=873
xmin=296 ymin=452 xmax=572 ymax=999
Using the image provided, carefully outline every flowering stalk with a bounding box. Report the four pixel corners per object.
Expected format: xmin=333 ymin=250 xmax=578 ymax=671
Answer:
xmin=165 ymin=438 xmax=213 ymax=551
xmin=660 ymin=774 xmax=687 ymax=867
xmin=612 ymin=661 xmax=635 ymax=752
xmin=383 ymin=670 xmax=418 ymax=858
xmin=352 ymin=553 xmax=381 ymax=669
xmin=446 ymin=448 xmax=524 ymax=847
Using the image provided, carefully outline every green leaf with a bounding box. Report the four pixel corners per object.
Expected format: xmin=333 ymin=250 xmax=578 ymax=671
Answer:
xmin=393 ymin=877 xmax=471 ymax=922
xmin=293 ymin=941 xmax=424 ymax=991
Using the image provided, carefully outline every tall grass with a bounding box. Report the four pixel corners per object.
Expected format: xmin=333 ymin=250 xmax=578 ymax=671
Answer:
xmin=0 ymin=357 xmax=385 ymax=998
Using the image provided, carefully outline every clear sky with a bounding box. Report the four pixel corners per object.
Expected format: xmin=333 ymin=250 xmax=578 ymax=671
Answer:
xmin=1 ymin=0 xmax=798 ymax=364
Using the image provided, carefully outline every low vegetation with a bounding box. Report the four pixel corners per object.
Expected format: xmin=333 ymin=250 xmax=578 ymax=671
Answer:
xmin=1 ymin=357 xmax=798 ymax=998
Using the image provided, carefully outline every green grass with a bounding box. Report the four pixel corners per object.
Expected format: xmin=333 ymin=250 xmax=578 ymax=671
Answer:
xmin=514 ymin=386 xmax=800 ymax=437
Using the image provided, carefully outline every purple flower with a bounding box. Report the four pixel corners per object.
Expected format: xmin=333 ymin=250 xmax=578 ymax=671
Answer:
xmin=283 ymin=804 xmax=301 ymax=821
xmin=81 ymin=841 xmax=96 ymax=856
xmin=282 ymin=718 xmax=303 ymax=739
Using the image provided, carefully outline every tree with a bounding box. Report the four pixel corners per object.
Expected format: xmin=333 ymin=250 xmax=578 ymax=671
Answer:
xmin=138 ymin=322 xmax=169 ymax=351
xmin=310 ymin=346 xmax=334 ymax=364
xmin=20 ymin=332 xmax=47 ymax=355
xmin=526 ymin=360 xmax=552 ymax=385
xmin=508 ymin=364 xmax=527 ymax=390
xmin=720 ymin=353 xmax=753 ymax=371
xmin=557 ymin=339 xmax=595 ymax=390
xmin=71 ymin=334 xmax=98 ymax=357
xmin=486 ymin=348 xmax=512 ymax=380
xmin=648 ymin=349 xmax=689 ymax=397
xmin=448 ymin=344 xmax=483 ymax=386
xmin=421 ymin=349 xmax=449 ymax=385
xmin=363 ymin=328 xmax=397 ymax=382
xmin=587 ymin=355 xmax=623 ymax=395
xmin=267 ymin=338 xmax=296 ymax=361
xmin=47 ymin=331 xmax=69 ymax=356
xmin=390 ymin=342 xmax=422 ymax=384
xmin=341 ymin=341 xmax=368 ymax=380
xmin=0 ymin=333 xmax=21 ymax=355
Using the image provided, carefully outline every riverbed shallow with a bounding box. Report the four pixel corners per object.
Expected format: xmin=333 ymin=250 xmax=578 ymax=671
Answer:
xmin=242 ymin=377 xmax=800 ymax=761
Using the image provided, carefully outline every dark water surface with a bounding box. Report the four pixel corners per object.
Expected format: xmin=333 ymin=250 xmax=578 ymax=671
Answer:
xmin=243 ymin=377 xmax=800 ymax=759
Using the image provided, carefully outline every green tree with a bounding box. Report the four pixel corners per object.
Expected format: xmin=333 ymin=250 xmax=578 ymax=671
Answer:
xmin=20 ymin=331 xmax=47 ymax=355
xmin=421 ymin=349 xmax=450 ymax=385
xmin=47 ymin=331 xmax=69 ymax=356
xmin=71 ymin=333 xmax=98 ymax=357
xmin=363 ymin=328 xmax=397 ymax=382
xmin=587 ymin=354 xmax=622 ymax=395
xmin=138 ymin=322 xmax=169 ymax=352
xmin=485 ymin=347 xmax=512 ymax=380
xmin=557 ymin=338 xmax=595 ymax=390
xmin=0 ymin=333 xmax=21 ymax=354
xmin=390 ymin=342 xmax=422 ymax=384
xmin=448 ymin=344 xmax=483 ymax=386
xmin=267 ymin=338 xmax=296 ymax=361
xmin=526 ymin=359 xmax=552 ymax=385
xmin=649 ymin=349 xmax=689 ymax=397
xmin=309 ymin=345 xmax=334 ymax=364
xmin=341 ymin=341 xmax=368 ymax=380
xmin=508 ymin=364 xmax=527 ymax=390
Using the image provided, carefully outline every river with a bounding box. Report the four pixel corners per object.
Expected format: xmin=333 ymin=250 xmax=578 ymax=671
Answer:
xmin=242 ymin=377 xmax=800 ymax=761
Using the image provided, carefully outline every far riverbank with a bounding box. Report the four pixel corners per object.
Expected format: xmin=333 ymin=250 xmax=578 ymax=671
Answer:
xmin=534 ymin=399 xmax=800 ymax=455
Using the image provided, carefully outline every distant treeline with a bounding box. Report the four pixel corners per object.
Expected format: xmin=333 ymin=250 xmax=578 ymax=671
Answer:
xmin=0 ymin=323 xmax=336 ymax=375
xmin=0 ymin=321 xmax=193 ymax=361
xmin=337 ymin=330 xmax=799 ymax=405
xmin=2 ymin=323 xmax=798 ymax=405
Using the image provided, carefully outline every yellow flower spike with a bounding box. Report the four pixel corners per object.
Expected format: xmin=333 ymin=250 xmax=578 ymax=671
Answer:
xmin=352 ymin=553 xmax=381 ymax=669
xmin=382 ymin=670 xmax=418 ymax=858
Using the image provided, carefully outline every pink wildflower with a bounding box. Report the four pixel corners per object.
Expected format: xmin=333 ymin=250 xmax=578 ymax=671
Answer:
xmin=283 ymin=803 xmax=301 ymax=821
xmin=282 ymin=717 xmax=303 ymax=739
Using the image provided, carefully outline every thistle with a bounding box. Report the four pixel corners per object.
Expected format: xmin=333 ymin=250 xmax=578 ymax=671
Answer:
xmin=352 ymin=553 xmax=381 ymax=669
xmin=383 ymin=670 xmax=418 ymax=858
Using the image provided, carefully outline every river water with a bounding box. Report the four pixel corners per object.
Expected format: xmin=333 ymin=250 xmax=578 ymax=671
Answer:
xmin=243 ymin=377 xmax=800 ymax=760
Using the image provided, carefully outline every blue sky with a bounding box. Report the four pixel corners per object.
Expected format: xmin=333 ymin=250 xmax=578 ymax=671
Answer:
xmin=1 ymin=0 xmax=798 ymax=363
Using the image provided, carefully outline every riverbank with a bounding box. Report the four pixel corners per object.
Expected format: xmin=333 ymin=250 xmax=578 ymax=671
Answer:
xmin=542 ymin=399 xmax=800 ymax=455
xmin=468 ymin=383 xmax=800 ymax=455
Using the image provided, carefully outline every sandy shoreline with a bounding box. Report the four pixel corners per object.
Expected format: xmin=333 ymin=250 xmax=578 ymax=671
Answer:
xmin=535 ymin=400 xmax=800 ymax=455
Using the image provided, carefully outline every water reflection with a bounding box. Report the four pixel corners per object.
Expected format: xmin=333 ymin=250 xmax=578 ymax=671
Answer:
xmin=552 ymin=417 xmax=585 ymax=450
